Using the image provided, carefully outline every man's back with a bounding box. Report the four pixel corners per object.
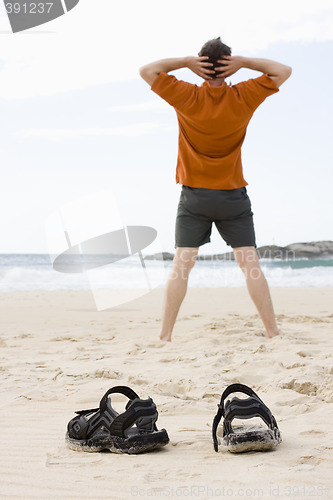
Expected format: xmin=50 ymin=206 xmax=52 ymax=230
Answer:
xmin=151 ymin=72 xmax=279 ymax=189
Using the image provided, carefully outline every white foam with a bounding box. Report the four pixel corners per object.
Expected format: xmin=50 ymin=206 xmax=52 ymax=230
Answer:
xmin=0 ymin=256 xmax=333 ymax=291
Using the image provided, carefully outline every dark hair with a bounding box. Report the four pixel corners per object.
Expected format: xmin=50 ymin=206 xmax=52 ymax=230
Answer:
xmin=198 ymin=37 xmax=232 ymax=79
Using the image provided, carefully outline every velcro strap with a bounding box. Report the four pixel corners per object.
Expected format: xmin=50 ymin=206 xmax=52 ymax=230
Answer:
xmin=109 ymin=398 xmax=158 ymax=437
xmin=223 ymin=396 xmax=274 ymax=436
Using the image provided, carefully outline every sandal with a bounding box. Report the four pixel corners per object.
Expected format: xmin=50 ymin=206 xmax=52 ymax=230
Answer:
xmin=212 ymin=383 xmax=281 ymax=453
xmin=66 ymin=386 xmax=169 ymax=454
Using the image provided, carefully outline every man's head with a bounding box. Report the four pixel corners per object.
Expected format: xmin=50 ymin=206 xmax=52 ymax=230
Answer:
xmin=198 ymin=37 xmax=231 ymax=79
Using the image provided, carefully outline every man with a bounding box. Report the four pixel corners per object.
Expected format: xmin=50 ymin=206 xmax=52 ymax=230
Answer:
xmin=139 ymin=37 xmax=292 ymax=342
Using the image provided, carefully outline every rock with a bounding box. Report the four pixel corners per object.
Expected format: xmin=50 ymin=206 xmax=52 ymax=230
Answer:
xmin=256 ymin=245 xmax=295 ymax=260
xmin=144 ymin=241 xmax=333 ymax=261
xmin=144 ymin=252 xmax=174 ymax=261
xmin=285 ymin=241 xmax=333 ymax=258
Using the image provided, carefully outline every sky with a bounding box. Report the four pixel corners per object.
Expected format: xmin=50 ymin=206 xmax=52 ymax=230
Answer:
xmin=0 ymin=0 xmax=332 ymax=255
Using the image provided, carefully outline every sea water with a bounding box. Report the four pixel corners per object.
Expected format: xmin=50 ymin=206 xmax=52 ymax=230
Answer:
xmin=0 ymin=254 xmax=333 ymax=292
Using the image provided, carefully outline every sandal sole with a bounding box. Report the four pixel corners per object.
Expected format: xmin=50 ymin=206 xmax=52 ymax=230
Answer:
xmin=223 ymin=426 xmax=281 ymax=453
xmin=65 ymin=429 xmax=169 ymax=454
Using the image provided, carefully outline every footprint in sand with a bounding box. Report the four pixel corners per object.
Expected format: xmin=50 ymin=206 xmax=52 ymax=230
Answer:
xmin=145 ymin=341 xmax=168 ymax=349
xmin=284 ymin=362 xmax=306 ymax=369
xmin=224 ymin=328 xmax=246 ymax=335
xmin=298 ymin=455 xmax=323 ymax=466
xmin=297 ymin=351 xmax=315 ymax=358
xmin=93 ymin=369 xmax=123 ymax=379
xmin=128 ymin=376 xmax=150 ymax=386
xmin=299 ymin=430 xmax=324 ymax=436
xmin=126 ymin=346 xmax=147 ymax=355
xmin=157 ymin=380 xmax=194 ymax=399
xmin=279 ymin=379 xmax=318 ymax=396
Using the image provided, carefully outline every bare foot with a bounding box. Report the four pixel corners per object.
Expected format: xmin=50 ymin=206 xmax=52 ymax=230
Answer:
xmin=159 ymin=333 xmax=171 ymax=342
xmin=267 ymin=330 xmax=280 ymax=338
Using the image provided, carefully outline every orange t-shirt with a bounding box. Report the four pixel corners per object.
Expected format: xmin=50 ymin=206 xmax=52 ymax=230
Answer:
xmin=151 ymin=72 xmax=279 ymax=189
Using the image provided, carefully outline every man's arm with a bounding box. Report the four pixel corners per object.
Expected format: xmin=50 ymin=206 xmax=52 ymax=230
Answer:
xmin=215 ymin=56 xmax=292 ymax=88
xmin=139 ymin=56 xmax=215 ymax=86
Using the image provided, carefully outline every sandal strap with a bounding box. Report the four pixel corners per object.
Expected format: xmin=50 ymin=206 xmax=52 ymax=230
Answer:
xmin=222 ymin=396 xmax=277 ymax=436
xmin=99 ymin=386 xmax=140 ymax=413
xmin=109 ymin=398 xmax=158 ymax=437
xmin=101 ymin=385 xmax=158 ymax=437
xmin=218 ymin=384 xmax=266 ymax=414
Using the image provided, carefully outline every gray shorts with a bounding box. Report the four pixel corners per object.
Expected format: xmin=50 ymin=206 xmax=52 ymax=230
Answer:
xmin=175 ymin=185 xmax=256 ymax=249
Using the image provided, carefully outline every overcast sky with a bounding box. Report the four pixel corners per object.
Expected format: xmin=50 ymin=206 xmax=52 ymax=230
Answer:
xmin=0 ymin=0 xmax=332 ymax=255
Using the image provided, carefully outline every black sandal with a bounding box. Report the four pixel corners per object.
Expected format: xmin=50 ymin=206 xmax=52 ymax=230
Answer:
xmin=212 ymin=383 xmax=281 ymax=453
xmin=66 ymin=386 xmax=169 ymax=454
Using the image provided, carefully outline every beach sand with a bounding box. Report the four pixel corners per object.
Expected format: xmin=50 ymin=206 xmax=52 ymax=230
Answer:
xmin=0 ymin=287 xmax=333 ymax=499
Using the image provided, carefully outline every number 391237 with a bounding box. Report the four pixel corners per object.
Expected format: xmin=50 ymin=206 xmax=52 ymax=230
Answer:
xmin=5 ymin=3 xmax=54 ymax=14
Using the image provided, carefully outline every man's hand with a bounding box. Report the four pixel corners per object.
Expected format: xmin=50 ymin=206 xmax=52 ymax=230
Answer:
xmin=186 ymin=56 xmax=215 ymax=80
xmin=214 ymin=56 xmax=244 ymax=78
xmin=215 ymin=55 xmax=292 ymax=88
xmin=139 ymin=56 xmax=215 ymax=86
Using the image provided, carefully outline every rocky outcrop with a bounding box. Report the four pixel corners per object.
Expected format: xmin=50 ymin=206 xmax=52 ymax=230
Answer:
xmin=145 ymin=241 xmax=333 ymax=261
xmin=285 ymin=241 xmax=333 ymax=258
xmin=256 ymin=246 xmax=296 ymax=260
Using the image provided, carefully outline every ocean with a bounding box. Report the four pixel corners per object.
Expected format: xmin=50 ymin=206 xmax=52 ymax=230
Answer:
xmin=1 ymin=254 xmax=333 ymax=292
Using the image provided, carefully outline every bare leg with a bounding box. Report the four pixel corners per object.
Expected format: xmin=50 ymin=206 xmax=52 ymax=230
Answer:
xmin=233 ymin=246 xmax=279 ymax=338
xmin=159 ymin=247 xmax=198 ymax=342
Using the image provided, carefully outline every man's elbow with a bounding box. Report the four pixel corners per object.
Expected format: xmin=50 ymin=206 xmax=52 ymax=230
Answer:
xmin=285 ymin=65 xmax=292 ymax=77
xmin=139 ymin=66 xmax=158 ymax=86
xmin=277 ymin=65 xmax=292 ymax=87
xmin=269 ymin=64 xmax=292 ymax=88
xmin=139 ymin=65 xmax=147 ymax=78
xmin=282 ymin=65 xmax=292 ymax=81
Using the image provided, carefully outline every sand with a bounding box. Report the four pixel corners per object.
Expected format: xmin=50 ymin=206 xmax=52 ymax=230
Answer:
xmin=0 ymin=287 xmax=333 ymax=499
